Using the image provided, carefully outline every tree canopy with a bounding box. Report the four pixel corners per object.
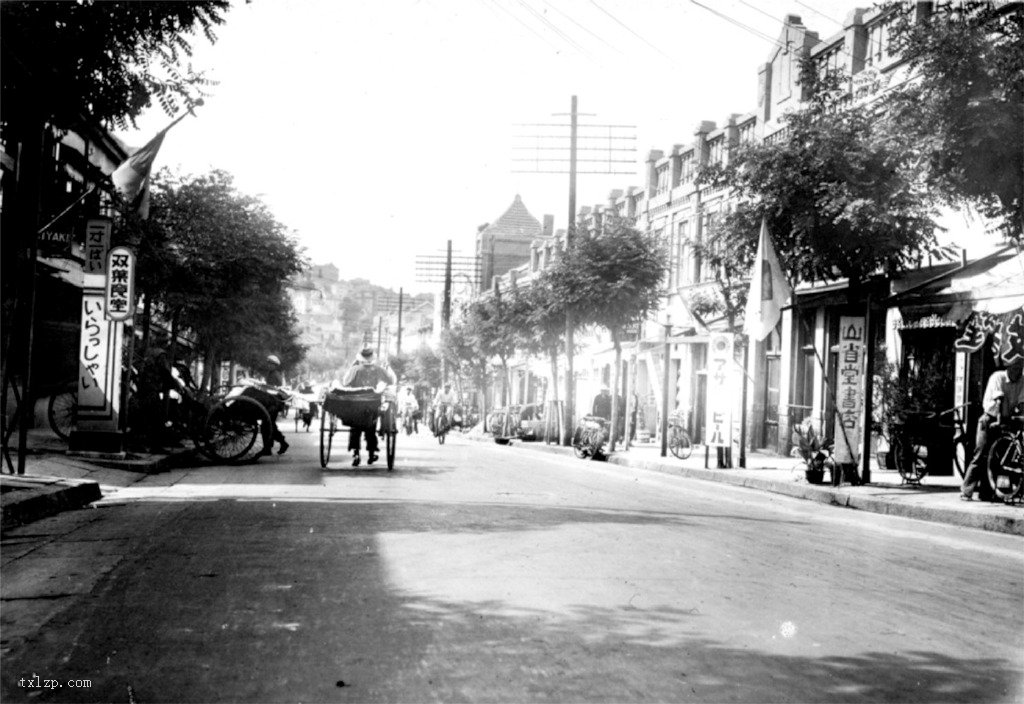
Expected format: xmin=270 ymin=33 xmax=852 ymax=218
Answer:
xmin=884 ymin=1 xmax=1023 ymax=241
xmin=0 ymin=0 xmax=229 ymax=131
xmin=700 ymin=65 xmax=946 ymax=291
xmin=120 ymin=169 xmax=307 ymax=375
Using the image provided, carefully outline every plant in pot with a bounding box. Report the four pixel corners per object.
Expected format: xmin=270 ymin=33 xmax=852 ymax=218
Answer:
xmin=792 ymin=417 xmax=835 ymax=484
xmin=876 ymin=350 xmax=952 ymax=475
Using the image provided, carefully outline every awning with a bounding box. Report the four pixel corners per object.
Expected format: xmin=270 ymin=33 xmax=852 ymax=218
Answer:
xmin=888 ymin=246 xmax=1024 ymax=314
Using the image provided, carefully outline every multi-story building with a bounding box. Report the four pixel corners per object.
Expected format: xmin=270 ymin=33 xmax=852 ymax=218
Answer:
xmin=489 ymin=5 xmax=1022 ymax=476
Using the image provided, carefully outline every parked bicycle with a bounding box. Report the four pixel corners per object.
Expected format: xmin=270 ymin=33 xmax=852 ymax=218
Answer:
xmin=987 ymin=408 xmax=1024 ymax=504
xmin=667 ymin=411 xmax=693 ymax=460
xmin=886 ymin=403 xmax=973 ymax=484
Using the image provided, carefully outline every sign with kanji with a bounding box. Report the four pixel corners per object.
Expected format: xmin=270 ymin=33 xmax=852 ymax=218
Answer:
xmin=104 ymin=246 xmax=135 ymax=321
xmin=833 ymin=316 xmax=865 ymax=465
xmin=705 ymin=332 xmax=735 ymax=448
xmin=954 ymin=307 xmax=1024 ymax=365
xmin=77 ymin=290 xmax=124 ymax=428
xmin=84 ymin=219 xmax=111 ymax=275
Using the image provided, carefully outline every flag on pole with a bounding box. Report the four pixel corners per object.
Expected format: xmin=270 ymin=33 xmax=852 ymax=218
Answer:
xmin=112 ymin=128 xmax=166 ymax=219
xmin=744 ymin=218 xmax=792 ymax=341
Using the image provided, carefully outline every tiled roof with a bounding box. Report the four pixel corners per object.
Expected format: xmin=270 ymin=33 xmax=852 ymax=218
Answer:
xmin=481 ymin=195 xmax=542 ymax=240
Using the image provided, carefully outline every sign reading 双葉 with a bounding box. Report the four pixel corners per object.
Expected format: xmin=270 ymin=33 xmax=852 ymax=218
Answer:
xmin=833 ymin=316 xmax=865 ymax=465
xmin=104 ymin=247 xmax=135 ymax=321
xmin=705 ymin=332 xmax=735 ymax=448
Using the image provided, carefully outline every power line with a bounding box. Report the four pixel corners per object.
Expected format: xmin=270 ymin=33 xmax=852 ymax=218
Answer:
xmin=514 ymin=0 xmax=594 ymax=61
xmin=540 ymin=0 xmax=622 ymax=55
xmin=795 ymin=0 xmax=845 ymax=27
xmin=588 ymin=0 xmax=679 ymax=66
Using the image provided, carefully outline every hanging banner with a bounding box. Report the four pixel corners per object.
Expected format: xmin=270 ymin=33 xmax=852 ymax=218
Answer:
xmin=77 ymin=291 xmax=124 ymax=428
xmin=954 ymin=307 xmax=1024 ymax=364
xmin=705 ymin=332 xmax=735 ymax=447
xmin=833 ymin=316 xmax=865 ymax=465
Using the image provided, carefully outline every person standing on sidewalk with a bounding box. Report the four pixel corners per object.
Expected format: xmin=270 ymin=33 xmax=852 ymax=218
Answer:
xmin=961 ymin=358 xmax=1024 ymax=501
xmin=342 ymin=348 xmax=396 ymax=466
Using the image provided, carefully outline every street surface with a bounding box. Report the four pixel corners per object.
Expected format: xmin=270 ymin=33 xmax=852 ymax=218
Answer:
xmin=2 ymin=429 xmax=1022 ymax=703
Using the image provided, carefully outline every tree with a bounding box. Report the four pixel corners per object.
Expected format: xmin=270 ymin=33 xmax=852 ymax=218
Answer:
xmin=700 ymin=64 xmax=948 ymax=295
xmin=884 ymin=2 xmax=1023 ymax=241
xmin=121 ymin=169 xmax=307 ymax=387
xmin=440 ymin=321 xmax=489 ymax=417
xmin=517 ymin=275 xmax=570 ymax=402
xmin=461 ymin=287 xmax=522 ymax=408
xmin=548 ymin=217 xmax=666 ymax=448
xmin=1 ymin=1 xmax=229 ymax=131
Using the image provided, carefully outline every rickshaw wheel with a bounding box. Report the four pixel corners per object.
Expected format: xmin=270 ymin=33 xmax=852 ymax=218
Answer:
xmin=199 ymin=396 xmax=264 ymax=463
xmin=319 ymin=405 xmax=335 ymax=468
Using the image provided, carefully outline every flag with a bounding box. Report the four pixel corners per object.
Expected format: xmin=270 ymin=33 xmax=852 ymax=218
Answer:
xmin=112 ymin=128 xmax=167 ymax=219
xmin=744 ymin=218 xmax=792 ymax=341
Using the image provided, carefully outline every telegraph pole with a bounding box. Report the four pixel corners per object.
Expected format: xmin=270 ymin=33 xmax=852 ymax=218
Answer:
xmin=513 ymin=96 xmax=636 ymax=445
xmin=564 ymin=95 xmax=578 ymax=446
xmin=396 ymin=287 xmax=404 ymax=356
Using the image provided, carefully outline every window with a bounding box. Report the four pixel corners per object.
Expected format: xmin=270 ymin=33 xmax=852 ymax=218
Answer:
xmin=700 ymin=213 xmax=718 ymax=282
xmin=737 ymin=120 xmax=757 ymax=145
xmin=816 ymin=44 xmax=844 ymax=80
xmin=679 ymin=152 xmax=695 ymax=184
xmin=656 ymin=163 xmax=671 ymax=194
xmin=676 ymin=220 xmax=691 ymax=285
xmin=865 ymin=16 xmax=894 ymax=67
xmin=707 ymin=137 xmax=725 ymax=167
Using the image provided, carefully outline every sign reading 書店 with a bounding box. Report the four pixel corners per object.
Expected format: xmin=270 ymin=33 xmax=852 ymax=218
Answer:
xmin=833 ymin=316 xmax=865 ymax=465
xmin=705 ymin=332 xmax=735 ymax=448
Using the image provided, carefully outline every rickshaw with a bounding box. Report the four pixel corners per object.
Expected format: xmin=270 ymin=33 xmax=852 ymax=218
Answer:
xmin=319 ymin=386 xmax=397 ymax=470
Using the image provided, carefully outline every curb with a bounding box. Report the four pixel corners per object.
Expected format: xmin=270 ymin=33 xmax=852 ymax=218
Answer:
xmin=468 ymin=433 xmax=1024 ymax=536
xmin=1 ymin=476 xmax=102 ymax=532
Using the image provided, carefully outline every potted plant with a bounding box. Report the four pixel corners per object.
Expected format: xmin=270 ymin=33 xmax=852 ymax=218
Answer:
xmin=791 ymin=418 xmax=834 ymax=484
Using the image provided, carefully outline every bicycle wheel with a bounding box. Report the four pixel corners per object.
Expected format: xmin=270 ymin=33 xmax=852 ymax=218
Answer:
xmin=893 ymin=434 xmax=928 ymax=483
xmin=952 ymin=437 xmax=968 ymax=480
xmin=199 ymin=396 xmax=263 ymax=463
xmin=47 ymin=390 xmax=77 ymax=441
xmin=987 ymin=435 xmax=1024 ymax=503
xmin=572 ymin=426 xmax=588 ymax=459
xmin=437 ymin=428 xmax=446 ymax=445
xmin=386 ymin=431 xmax=396 ymax=470
xmin=669 ymin=426 xmax=693 ymax=459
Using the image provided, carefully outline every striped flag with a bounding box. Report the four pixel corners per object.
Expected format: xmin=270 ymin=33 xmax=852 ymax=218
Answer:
xmin=744 ymin=218 xmax=791 ymax=341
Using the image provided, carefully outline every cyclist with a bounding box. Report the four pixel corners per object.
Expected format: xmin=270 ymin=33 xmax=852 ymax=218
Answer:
xmin=961 ymin=358 xmax=1024 ymax=501
xmin=342 ymin=348 xmax=396 ymax=466
xmin=398 ymin=386 xmax=420 ymax=433
xmin=432 ymin=384 xmax=458 ymax=436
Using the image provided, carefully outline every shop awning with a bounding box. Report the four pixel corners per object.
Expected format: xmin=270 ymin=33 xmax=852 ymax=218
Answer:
xmin=887 ymin=246 xmax=1024 ymax=314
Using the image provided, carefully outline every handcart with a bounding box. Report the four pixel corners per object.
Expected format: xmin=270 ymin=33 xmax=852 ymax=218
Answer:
xmin=320 ymin=387 xmax=397 ymax=470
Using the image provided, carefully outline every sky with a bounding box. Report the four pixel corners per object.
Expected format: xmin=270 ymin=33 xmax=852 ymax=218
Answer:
xmin=119 ymin=0 xmax=869 ymax=295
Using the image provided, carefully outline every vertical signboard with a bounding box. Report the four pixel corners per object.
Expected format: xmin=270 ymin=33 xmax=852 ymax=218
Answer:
xmin=705 ymin=332 xmax=735 ymax=447
xmin=84 ymin=219 xmax=111 ymax=274
xmin=105 ymin=247 xmax=135 ymax=321
xmin=833 ymin=316 xmax=865 ymax=464
xmin=77 ymin=291 xmax=124 ymax=428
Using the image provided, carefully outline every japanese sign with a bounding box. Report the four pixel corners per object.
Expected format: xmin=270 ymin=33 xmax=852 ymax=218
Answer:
xmin=705 ymin=332 xmax=735 ymax=448
xmin=833 ymin=316 xmax=865 ymax=465
xmin=954 ymin=307 xmax=1024 ymax=365
xmin=77 ymin=290 xmax=124 ymax=428
xmin=84 ymin=219 xmax=111 ymax=275
xmin=105 ymin=247 xmax=135 ymax=321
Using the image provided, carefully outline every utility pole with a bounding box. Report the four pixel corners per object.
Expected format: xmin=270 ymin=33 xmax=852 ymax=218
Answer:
xmin=513 ymin=96 xmax=636 ymax=446
xmin=564 ymin=95 xmax=578 ymax=446
xmin=396 ymin=286 xmax=404 ymax=356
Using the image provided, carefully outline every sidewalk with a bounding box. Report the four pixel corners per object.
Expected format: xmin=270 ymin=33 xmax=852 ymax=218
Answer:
xmin=466 ymin=429 xmax=1024 ymax=536
xmin=0 ymin=429 xmax=191 ymax=532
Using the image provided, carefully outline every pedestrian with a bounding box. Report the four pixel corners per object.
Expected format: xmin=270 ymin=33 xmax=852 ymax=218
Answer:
xmin=243 ymin=354 xmax=289 ymax=456
xmin=961 ymin=358 xmax=1024 ymax=501
xmin=592 ymin=386 xmax=612 ymax=420
xmin=134 ymin=346 xmax=177 ymax=454
xmin=342 ymin=348 xmax=396 ymax=466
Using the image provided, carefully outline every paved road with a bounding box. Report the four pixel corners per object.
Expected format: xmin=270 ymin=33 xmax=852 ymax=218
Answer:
xmin=2 ymin=430 xmax=1022 ymax=703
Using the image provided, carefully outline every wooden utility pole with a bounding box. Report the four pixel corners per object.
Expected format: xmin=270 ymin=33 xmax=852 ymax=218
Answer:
xmin=564 ymin=95 xmax=578 ymax=446
xmin=396 ymin=287 xmax=404 ymax=356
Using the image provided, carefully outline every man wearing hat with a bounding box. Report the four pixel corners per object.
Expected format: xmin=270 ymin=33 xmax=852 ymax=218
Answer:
xmin=245 ymin=353 xmax=289 ymax=457
xmin=342 ymin=348 xmax=396 ymax=466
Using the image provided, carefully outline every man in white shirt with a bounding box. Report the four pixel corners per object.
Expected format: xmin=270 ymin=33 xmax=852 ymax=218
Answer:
xmin=432 ymin=384 xmax=458 ymax=434
xmin=961 ymin=358 xmax=1024 ymax=501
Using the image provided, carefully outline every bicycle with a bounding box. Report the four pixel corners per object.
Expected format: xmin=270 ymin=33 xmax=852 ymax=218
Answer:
xmin=572 ymin=415 xmax=608 ymax=460
xmin=890 ymin=411 xmax=933 ymax=485
xmin=47 ymin=380 xmax=78 ymax=441
xmin=667 ymin=412 xmax=693 ymax=460
xmin=987 ymin=412 xmax=1024 ymax=504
